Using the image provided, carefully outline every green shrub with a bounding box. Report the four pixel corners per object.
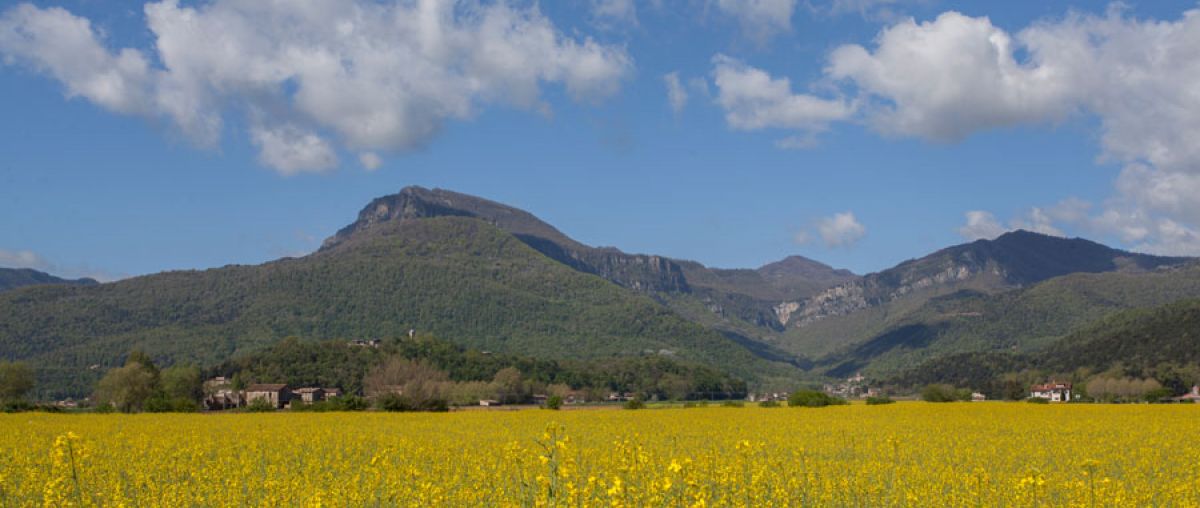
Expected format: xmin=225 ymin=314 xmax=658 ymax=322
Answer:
xmin=329 ymin=395 xmax=369 ymax=411
xmin=865 ymin=396 xmax=895 ymax=405
xmin=921 ymin=384 xmax=963 ymax=403
xmin=375 ymin=393 xmax=449 ymax=412
xmin=1026 ymin=397 xmax=1050 ymax=404
xmin=623 ymin=397 xmax=646 ymax=410
xmin=1 ymin=400 xmax=36 ymax=413
xmin=758 ymin=400 xmax=781 ymax=408
xmin=544 ymin=395 xmax=563 ymax=410
xmin=788 ymin=390 xmax=847 ymax=408
xmin=244 ymin=398 xmax=277 ymax=412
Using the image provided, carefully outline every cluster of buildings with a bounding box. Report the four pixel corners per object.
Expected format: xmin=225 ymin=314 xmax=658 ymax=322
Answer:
xmin=823 ymin=373 xmax=880 ymax=399
xmin=1030 ymin=381 xmax=1073 ymax=402
xmin=202 ymin=377 xmax=342 ymax=410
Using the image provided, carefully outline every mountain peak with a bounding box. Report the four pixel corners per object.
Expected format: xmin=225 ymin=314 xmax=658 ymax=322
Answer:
xmin=322 ymin=186 xmax=578 ymax=250
xmin=758 ymin=256 xmax=855 ymax=280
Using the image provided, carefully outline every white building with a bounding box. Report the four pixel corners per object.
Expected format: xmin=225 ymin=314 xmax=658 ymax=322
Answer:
xmin=1031 ymin=382 xmax=1072 ymax=402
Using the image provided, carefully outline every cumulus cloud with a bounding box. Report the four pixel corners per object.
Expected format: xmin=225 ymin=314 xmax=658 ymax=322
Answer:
xmin=827 ymin=12 xmax=1072 ymax=141
xmin=0 ymin=248 xmax=50 ymax=270
xmin=711 ymin=55 xmax=851 ymax=141
xmin=251 ymin=124 xmax=338 ymax=175
xmin=592 ymin=0 xmax=637 ymax=27
xmin=359 ymin=152 xmax=383 ymax=171
xmin=957 ymin=202 xmax=1082 ymax=241
xmin=957 ymin=211 xmax=1007 ymax=241
xmin=663 ymin=72 xmax=688 ymax=113
xmin=0 ymin=1 xmax=631 ymax=174
xmin=819 ymin=7 xmax=1200 ymax=255
xmin=713 ymin=0 xmax=797 ymax=42
xmin=816 ymin=212 xmax=866 ymax=247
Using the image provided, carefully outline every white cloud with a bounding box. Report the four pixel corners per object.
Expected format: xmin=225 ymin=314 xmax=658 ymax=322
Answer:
xmin=359 ymin=152 xmax=383 ymax=171
xmin=0 ymin=1 xmax=631 ymax=174
xmin=957 ymin=211 xmax=1007 ymax=241
xmin=792 ymin=230 xmax=811 ymax=245
xmin=714 ymin=0 xmax=797 ymax=42
xmin=957 ymin=201 xmax=1089 ymax=241
xmin=816 ymin=212 xmax=866 ymax=247
xmin=592 ymin=0 xmax=637 ymax=27
xmin=0 ymin=248 xmax=50 ymax=270
xmin=251 ymin=124 xmax=338 ymax=175
xmin=663 ymin=72 xmax=688 ymax=113
xmin=822 ymin=8 xmax=1200 ymax=255
xmin=711 ymin=54 xmax=851 ymax=140
xmin=827 ymin=12 xmax=1072 ymax=141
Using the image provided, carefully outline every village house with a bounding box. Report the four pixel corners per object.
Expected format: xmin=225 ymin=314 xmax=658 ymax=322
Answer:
xmin=202 ymin=376 xmax=243 ymax=410
xmin=1169 ymin=385 xmax=1200 ymax=403
xmin=1031 ymin=382 xmax=1072 ymax=402
xmin=245 ymin=384 xmax=292 ymax=409
xmin=971 ymin=392 xmax=987 ymax=402
xmin=293 ymin=387 xmax=325 ymax=405
xmin=479 ymin=399 xmax=501 ymax=407
xmin=323 ymin=388 xmax=343 ymax=398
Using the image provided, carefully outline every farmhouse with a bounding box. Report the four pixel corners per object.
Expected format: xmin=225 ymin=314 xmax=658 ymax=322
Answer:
xmin=1169 ymin=385 xmax=1200 ymax=403
xmin=293 ymin=387 xmax=326 ymax=404
xmin=1031 ymin=382 xmax=1072 ymax=402
xmin=245 ymin=384 xmax=292 ymax=408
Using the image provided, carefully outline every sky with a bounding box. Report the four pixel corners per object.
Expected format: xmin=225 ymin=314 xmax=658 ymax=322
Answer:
xmin=2 ymin=0 xmax=1200 ymax=280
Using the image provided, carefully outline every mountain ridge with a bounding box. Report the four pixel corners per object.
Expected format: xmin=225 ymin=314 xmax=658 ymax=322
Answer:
xmin=0 ymin=267 xmax=97 ymax=293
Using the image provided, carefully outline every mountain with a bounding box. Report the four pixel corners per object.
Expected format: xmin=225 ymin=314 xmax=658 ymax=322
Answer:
xmin=323 ymin=187 xmax=690 ymax=292
xmin=5 ymin=186 xmax=1196 ymax=398
xmin=0 ymin=268 xmax=97 ymax=293
xmin=888 ymin=297 xmax=1200 ymax=394
xmin=776 ymin=231 xmax=1192 ymax=357
xmin=0 ymin=190 xmax=802 ymax=397
xmin=323 ymin=187 xmax=853 ymax=358
xmin=817 ymin=262 xmax=1200 ymax=378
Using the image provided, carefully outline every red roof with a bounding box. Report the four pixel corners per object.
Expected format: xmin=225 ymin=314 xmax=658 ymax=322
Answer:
xmin=1031 ymin=382 xmax=1071 ymax=391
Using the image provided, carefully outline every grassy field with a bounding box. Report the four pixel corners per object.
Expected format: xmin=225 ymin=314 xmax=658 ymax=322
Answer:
xmin=3 ymin=403 xmax=1198 ymax=506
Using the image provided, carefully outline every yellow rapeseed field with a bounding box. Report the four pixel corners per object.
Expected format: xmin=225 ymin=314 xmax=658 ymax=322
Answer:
xmin=2 ymin=403 xmax=1197 ymax=507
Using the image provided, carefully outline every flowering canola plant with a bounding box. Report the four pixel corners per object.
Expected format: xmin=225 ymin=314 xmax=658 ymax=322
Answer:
xmin=2 ymin=403 xmax=1198 ymax=507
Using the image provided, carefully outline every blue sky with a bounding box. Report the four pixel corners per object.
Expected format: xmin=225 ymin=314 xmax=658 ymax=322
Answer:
xmin=3 ymin=1 xmax=1200 ymax=280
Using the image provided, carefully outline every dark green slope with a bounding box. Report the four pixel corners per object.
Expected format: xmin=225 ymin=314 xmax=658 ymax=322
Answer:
xmin=825 ymin=263 xmax=1200 ymax=378
xmin=0 ymin=268 xmax=97 ymax=292
xmin=889 ymin=298 xmax=1200 ymax=391
xmin=0 ymin=216 xmax=791 ymax=397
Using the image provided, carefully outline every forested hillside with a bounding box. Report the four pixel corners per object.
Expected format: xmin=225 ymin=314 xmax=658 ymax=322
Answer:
xmin=0 ymin=216 xmax=793 ymax=397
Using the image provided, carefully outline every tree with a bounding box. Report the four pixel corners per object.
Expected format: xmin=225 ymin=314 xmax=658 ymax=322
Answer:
xmin=162 ymin=365 xmax=203 ymax=401
xmin=492 ymin=367 xmax=528 ymax=404
xmin=921 ymin=384 xmax=960 ymax=403
xmin=788 ymin=390 xmax=846 ymax=408
xmin=364 ymin=357 xmax=450 ymax=410
xmin=0 ymin=361 xmax=34 ymax=402
xmin=94 ymin=364 xmax=158 ymax=412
